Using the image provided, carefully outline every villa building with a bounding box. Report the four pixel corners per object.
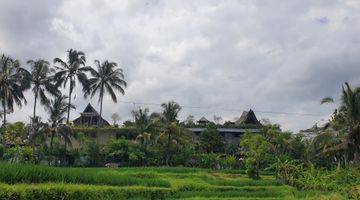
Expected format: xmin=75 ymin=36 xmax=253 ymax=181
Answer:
xmin=71 ymin=105 xmax=262 ymax=146
xmin=73 ymin=104 xmax=110 ymax=126
xmin=189 ymin=109 xmax=262 ymax=144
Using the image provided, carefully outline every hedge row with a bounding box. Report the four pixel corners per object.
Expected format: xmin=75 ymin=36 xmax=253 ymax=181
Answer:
xmin=0 ymin=183 xmax=172 ymax=200
xmin=72 ymin=126 xmax=138 ymax=139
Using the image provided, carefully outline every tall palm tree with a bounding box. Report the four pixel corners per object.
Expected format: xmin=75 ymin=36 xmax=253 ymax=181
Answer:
xmin=54 ymin=49 xmax=88 ymax=123
xmin=161 ymin=101 xmax=181 ymax=124
xmin=28 ymin=116 xmax=49 ymax=163
xmin=46 ymin=95 xmax=74 ymax=152
xmin=321 ymin=82 xmax=360 ymax=164
xmin=84 ymin=60 xmax=127 ymax=127
xmin=161 ymin=101 xmax=181 ymax=165
xmin=0 ymin=54 xmax=31 ymax=126
xmin=28 ymin=59 xmax=60 ymax=119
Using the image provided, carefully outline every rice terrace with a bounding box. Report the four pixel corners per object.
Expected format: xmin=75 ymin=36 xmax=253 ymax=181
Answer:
xmin=0 ymin=163 xmax=348 ymax=199
xmin=0 ymin=0 xmax=360 ymax=200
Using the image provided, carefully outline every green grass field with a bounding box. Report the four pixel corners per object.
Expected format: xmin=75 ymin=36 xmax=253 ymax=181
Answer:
xmin=0 ymin=163 xmax=343 ymax=200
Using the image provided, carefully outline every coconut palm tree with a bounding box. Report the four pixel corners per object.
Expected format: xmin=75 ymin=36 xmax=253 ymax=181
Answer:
xmin=54 ymin=49 xmax=89 ymax=123
xmin=46 ymin=95 xmax=74 ymax=152
xmin=28 ymin=59 xmax=60 ymax=119
xmin=84 ymin=60 xmax=127 ymax=127
xmin=321 ymin=82 xmax=360 ymax=164
xmin=160 ymin=101 xmax=181 ymax=165
xmin=28 ymin=116 xmax=49 ymax=162
xmin=161 ymin=101 xmax=181 ymax=124
xmin=0 ymin=54 xmax=31 ymax=126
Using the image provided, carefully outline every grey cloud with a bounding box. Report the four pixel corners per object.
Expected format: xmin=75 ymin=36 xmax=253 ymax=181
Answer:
xmin=1 ymin=0 xmax=360 ymax=132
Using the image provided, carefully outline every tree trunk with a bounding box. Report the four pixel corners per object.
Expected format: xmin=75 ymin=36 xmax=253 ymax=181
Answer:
xmin=2 ymin=99 xmax=6 ymax=126
xmin=166 ymin=128 xmax=171 ymax=166
xmin=67 ymin=79 xmax=72 ymax=124
xmin=33 ymin=91 xmax=38 ymax=119
xmin=99 ymin=93 xmax=103 ymax=127
xmin=49 ymin=130 xmax=55 ymax=165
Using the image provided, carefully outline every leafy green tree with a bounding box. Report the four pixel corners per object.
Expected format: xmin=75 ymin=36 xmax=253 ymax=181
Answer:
xmin=86 ymin=140 xmax=104 ymax=167
xmin=45 ymin=95 xmax=74 ymax=152
xmin=106 ymin=137 xmax=132 ymax=164
xmin=161 ymin=101 xmax=181 ymax=124
xmin=28 ymin=116 xmax=48 ymax=160
xmin=160 ymin=101 xmax=181 ymax=165
xmin=54 ymin=49 xmax=88 ymax=123
xmin=157 ymin=123 xmax=195 ymax=165
xmin=84 ymin=60 xmax=127 ymax=127
xmin=321 ymin=82 xmax=360 ymax=164
xmin=199 ymin=124 xmax=224 ymax=153
xmin=240 ymin=133 xmax=271 ymax=179
xmin=2 ymin=122 xmax=28 ymax=145
xmin=0 ymin=54 xmax=31 ymax=125
xmin=28 ymin=59 xmax=60 ymax=119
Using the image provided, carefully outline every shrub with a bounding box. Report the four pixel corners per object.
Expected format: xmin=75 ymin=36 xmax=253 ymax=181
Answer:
xmin=223 ymin=156 xmax=237 ymax=169
xmin=3 ymin=146 xmax=34 ymax=164
xmin=0 ymin=144 xmax=4 ymax=159
xmin=198 ymin=153 xmax=221 ymax=169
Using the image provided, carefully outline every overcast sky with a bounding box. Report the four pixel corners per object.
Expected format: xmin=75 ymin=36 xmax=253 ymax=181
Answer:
xmin=1 ymin=0 xmax=360 ymax=132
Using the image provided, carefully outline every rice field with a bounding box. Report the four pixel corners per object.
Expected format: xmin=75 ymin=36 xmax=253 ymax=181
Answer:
xmin=0 ymin=163 xmax=343 ymax=200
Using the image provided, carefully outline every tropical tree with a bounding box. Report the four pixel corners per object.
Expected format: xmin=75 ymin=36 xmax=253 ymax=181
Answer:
xmin=132 ymin=107 xmax=163 ymax=146
xmin=199 ymin=124 xmax=224 ymax=153
xmin=45 ymin=95 xmax=74 ymax=152
xmin=28 ymin=116 xmax=48 ymax=162
xmin=160 ymin=101 xmax=182 ymax=165
xmin=54 ymin=49 xmax=88 ymax=123
xmin=84 ymin=60 xmax=127 ymax=127
xmin=161 ymin=101 xmax=181 ymax=124
xmin=321 ymin=82 xmax=360 ymax=164
xmin=0 ymin=54 xmax=31 ymax=125
xmin=28 ymin=59 xmax=60 ymax=119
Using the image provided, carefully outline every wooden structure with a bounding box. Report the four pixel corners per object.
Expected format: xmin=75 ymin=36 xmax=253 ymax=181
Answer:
xmin=73 ymin=103 xmax=110 ymax=126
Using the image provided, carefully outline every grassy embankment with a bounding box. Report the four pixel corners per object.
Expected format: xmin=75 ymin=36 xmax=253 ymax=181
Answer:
xmin=0 ymin=163 xmax=345 ymax=200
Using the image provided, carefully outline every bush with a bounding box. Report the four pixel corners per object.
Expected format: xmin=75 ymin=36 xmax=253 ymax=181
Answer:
xmin=3 ymin=146 xmax=34 ymax=164
xmin=245 ymin=158 xmax=259 ymax=179
xmin=0 ymin=145 xmax=4 ymax=159
xmin=223 ymin=156 xmax=237 ymax=169
xmin=198 ymin=153 xmax=221 ymax=169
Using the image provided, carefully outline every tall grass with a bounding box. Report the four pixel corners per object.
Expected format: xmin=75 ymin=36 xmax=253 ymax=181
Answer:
xmin=0 ymin=163 xmax=170 ymax=187
xmin=0 ymin=163 xmax=347 ymax=199
xmin=0 ymin=183 xmax=172 ymax=200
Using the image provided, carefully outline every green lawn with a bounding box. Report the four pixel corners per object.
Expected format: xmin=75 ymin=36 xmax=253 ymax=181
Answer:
xmin=0 ymin=163 xmax=343 ymax=200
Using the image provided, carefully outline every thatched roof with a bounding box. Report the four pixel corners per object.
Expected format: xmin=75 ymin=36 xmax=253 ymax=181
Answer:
xmin=235 ymin=109 xmax=261 ymax=125
xmin=197 ymin=117 xmax=210 ymax=124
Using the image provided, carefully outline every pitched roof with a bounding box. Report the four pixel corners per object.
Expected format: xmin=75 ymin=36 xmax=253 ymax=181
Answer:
xmin=197 ymin=117 xmax=210 ymax=123
xmin=235 ymin=109 xmax=261 ymax=125
xmin=82 ymin=103 xmax=99 ymax=115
